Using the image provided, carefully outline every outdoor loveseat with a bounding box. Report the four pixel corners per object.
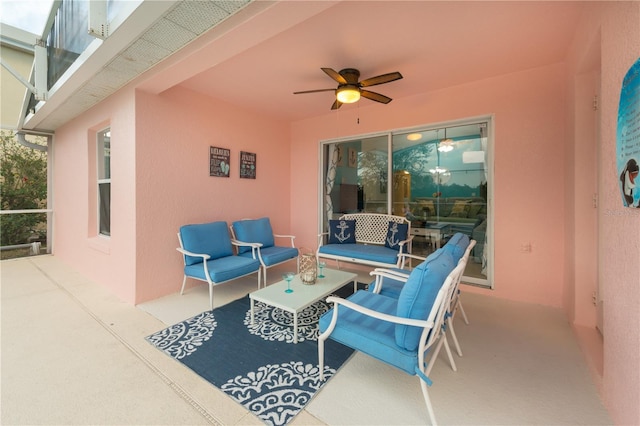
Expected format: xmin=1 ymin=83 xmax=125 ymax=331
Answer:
xmin=317 ymin=213 xmax=412 ymax=269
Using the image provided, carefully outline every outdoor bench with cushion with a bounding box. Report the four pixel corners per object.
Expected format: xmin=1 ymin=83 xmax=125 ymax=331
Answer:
xmin=317 ymin=213 xmax=412 ymax=269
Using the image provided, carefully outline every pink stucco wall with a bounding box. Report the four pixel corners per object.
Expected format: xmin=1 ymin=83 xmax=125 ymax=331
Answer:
xmin=291 ymin=63 xmax=568 ymax=307
xmin=566 ymin=3 xmax=640 ymax=423
xmin=133 ymin=87 xmax=291 ymax=303
xmin=53 ymin=88 xmax=137 ymax=303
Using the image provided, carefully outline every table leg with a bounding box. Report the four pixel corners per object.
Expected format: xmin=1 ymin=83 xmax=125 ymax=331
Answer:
xmin=431 ymin=231 xmax=441 ymax=249
xmin=293 ymin=311 xmax=298 ymax=344
xmin=250 ymin=298 xmax=255 ymax=325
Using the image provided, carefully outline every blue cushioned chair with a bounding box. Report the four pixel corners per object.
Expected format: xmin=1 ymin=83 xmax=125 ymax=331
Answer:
xmin=369 ymin=234 xmax=476 ymax=359
xmin=369 ymin=234 xmax=471 ymax=297
xmin=230 ymin=218 xmax=299 ymax=284
xmin=177 ymin=221 xmax=261 ymax=310
xmin=318 ymin=250 xmax=464 ymax=425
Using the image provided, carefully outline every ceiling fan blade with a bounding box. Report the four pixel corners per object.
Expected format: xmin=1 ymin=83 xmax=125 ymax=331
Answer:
xmin=331 ymin=99 xmax=343 ymax=110
xmin=361 ymin=89 xmax=392 ymax=104
xmin=322 ymin=67 xmax=347 ymax=84
xmin=293 ymin=88 xmax=335 ymax=95
xmin=359 ymin=71 xmax=403 ymax=87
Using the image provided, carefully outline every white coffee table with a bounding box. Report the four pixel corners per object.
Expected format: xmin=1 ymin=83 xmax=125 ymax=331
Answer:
xmin=249 ymin=268 xmax=357 ymax=343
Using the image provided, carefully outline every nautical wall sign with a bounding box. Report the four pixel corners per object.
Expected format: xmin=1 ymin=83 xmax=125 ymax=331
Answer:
xmin=210 ymin=146 xmax=230 ymax=177
xmin=239 ymin=151 xmax=256 ymax=179
xmin=617 ymin=57 xmax=640 ymax=207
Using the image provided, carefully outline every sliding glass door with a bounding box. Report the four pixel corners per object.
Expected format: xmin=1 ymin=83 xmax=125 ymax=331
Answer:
xmin=320 ymin=117 xmax=492 ymax=287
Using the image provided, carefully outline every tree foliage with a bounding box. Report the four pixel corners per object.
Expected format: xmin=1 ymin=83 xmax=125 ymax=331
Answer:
xmin=0 ymin=131 xmax=48 ymax=246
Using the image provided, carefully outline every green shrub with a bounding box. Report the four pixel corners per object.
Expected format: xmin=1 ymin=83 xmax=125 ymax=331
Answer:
xmin=0 ymin=131 xmax=48 ymax=246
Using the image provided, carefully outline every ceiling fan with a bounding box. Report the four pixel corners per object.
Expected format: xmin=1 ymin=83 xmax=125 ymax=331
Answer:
xmin=293 ymin=68 xmax=403 ymax=110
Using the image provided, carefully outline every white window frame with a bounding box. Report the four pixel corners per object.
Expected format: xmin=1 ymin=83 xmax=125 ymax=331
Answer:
xmin=97 ymin=127 xmax=110 ymax=237
xmin=318 ymin=115 xmax=494 ymax=289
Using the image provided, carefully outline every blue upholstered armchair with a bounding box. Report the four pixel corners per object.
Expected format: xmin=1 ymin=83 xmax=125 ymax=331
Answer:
xmin=318 ymin=250 xmax=465 ymax=425
xmin=230 ymin=217 xmax=299 ymax=284
xmin=369 ymin=234 xmax=476 ymax=359
xmin=177 ymin=221 xmax=261 ymax=310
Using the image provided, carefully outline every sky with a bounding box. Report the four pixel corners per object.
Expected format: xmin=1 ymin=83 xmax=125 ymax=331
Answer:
xmin=0 ymin=0 xmax=54 ymax=34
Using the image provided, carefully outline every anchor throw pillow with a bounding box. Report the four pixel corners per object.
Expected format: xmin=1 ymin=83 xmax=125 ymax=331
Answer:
xmin=328 ymin=219 xmax=356 ymax=244
xmin=385 ymin=222 xmax=409 ymax=250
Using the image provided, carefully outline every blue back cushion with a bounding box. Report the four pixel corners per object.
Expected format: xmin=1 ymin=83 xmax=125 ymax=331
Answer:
xmin=232 ymin=217 xmax=275 ymax=254
xmin=384 ymin=222 xmax=408 ymax=250
xmin=328 ymin=219 xmax=356 ymax=244
xmin=395 ymin=249 xmax=455 ymax=351
xmin=180 ymin=221 xmax=233 ymax=266
xmin=442 ymin=232 xmax=469 ymax=263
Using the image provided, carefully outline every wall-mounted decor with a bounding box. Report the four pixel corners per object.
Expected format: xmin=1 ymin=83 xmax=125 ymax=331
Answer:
xmin=240 ymin=151 xmax=257 ymax=179
xmin=336 ymin=145 xmax=345 ymax=166
xmin=617 ymin=57 xmax=640 ymax=208
xmin=348 ymin=148 xmax=357 ymax=168
xmin=210 ymin=146 xmax=231 ymax=177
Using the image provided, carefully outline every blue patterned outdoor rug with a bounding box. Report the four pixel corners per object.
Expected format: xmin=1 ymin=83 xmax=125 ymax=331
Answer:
xmin=145 ymin=284 xmax=357 ymax=426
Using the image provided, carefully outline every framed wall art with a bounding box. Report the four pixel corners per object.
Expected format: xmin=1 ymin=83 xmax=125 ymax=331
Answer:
xmin=210 ymin=146 xmax=230 ymax=177
xmin=240 ymin=151 xmax=256 ymax=179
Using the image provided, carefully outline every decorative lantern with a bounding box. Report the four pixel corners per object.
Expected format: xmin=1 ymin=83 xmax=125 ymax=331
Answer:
xmin=299 ymin=251 xmax=317 ymax=285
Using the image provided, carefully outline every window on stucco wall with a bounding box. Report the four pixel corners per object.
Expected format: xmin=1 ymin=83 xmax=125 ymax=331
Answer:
xmin=320 ymin=117 xmax=493 ymax=288
xmin=96 ymin=128 xmax=110 ymax=236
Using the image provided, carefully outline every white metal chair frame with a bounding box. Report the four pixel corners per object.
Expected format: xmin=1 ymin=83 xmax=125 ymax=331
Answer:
xmin=319 ymin=263 xmax=465 ymax=425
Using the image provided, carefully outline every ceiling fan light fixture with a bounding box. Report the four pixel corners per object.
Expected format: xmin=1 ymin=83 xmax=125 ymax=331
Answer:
xmin=336 ymin=85 xmax=361 ymax=104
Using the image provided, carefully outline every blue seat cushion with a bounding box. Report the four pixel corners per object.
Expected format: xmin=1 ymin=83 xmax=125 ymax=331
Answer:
xmin=232 ymin=218 xmax=275 ymax=254
xmin=442 ymin=232 xmax=470 ymax=263
xmin=319 ymin=290 xmax=419 ymax=376
xmin=239 ymin=246 xmax=298 ymax=266
xmin=396 ymin=249 xmax=455 ymax=351
xmin=184 ymin=255 xmax=260 ymax=283
xmin=384 ymin=222 xmax=408 ymax=251
xmin=328 ymin=219 xmax=357 ymax=244
xmin=180 ymin=221 xmax=233 ymax=266
xmin=318 ymin=244 xmax=399 ymax=265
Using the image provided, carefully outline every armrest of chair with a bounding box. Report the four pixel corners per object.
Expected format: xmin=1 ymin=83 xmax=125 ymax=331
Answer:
xmin=232 ymin=239 xmax=263 ymax=260
xmin=176 ymin=247 xmax=211 ymax=261
xmin=317 ymin=232 xmax=328 ymax=248
xmin=232 ymin=239 xmax=262 ymax=249
xmin=369 ymin=268 xmax=410 ymax=294
xmin=273 ymin=233 xmax=296 ymax=247
xmin=395 ymin=236 xmax=414 ymax=267
xmin=400 ymin=235 xmax=414 ymax=245
xmin=371 ymin=268 xmax=411 ymax=279
xmin=323 ymin=295 xmax=434 ymax=335
xmin=397 ymin=252 xmax=426 ymax=269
